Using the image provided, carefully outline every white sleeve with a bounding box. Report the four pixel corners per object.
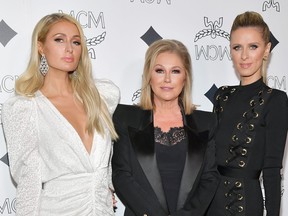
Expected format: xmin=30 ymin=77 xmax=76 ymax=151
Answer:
xmin=108 ymin=143 xmax=114 ymax=191
xmin=95 ymin=79 xmax=119 ymax=191
xmin=2 ymin=96 xmax=41 ymax=216
xmin=95 ymin=79 xmax=120 ymax=115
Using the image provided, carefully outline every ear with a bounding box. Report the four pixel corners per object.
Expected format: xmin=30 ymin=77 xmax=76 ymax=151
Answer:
xmin=37 ymin=41 xmax=44 ymax=55
xmin=264 ymin=42 xmax=271 ymax=58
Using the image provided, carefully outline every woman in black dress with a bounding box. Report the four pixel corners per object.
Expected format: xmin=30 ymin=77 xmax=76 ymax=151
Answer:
xmin=206 ymin=11 xmax=288 ymax=216
xmin=112 ymin=39 xmax=219 ymax=216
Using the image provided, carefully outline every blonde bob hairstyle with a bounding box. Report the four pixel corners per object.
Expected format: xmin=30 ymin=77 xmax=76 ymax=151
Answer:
xmin=230 ymin=11 xmax=271 ymax=83
xmin=139 ymin=39 xmax=195 ymax=114
xmin=15 ymin=13 xmax=117 ymax=139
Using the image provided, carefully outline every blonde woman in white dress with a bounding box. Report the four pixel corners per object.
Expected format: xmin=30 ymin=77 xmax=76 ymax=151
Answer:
xmin=2 ymin=13 xmax=119 ymax=216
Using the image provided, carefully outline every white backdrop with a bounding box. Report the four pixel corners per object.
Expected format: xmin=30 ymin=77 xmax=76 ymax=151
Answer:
xmin=0 ymin=0 xmax=287 ymax=215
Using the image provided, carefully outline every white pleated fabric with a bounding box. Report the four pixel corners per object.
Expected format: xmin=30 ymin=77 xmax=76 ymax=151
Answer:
xmin=2 ymin=79 xmax=120 ymax=216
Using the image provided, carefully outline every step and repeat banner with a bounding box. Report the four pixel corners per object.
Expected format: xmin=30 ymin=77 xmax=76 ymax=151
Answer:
xmin=0 ymin=0 xmax=287 ymax=215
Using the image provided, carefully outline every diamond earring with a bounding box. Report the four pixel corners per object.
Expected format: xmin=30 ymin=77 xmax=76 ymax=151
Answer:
xmin=39 ymin=54 xmax=49 ymax=76
xmin=72 ymin=70 xmax=78 ymax=78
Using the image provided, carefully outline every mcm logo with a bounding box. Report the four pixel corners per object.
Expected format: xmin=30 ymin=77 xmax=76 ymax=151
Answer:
xmin=194 ymin=17 xmax=229 ymax=42
xmin=130 ymin=0 xmax=172 ymax=5
xmin=141 ymin=26 xmax=162 ymax=46
xmin=86 ymin=31 xmax=106 ymax=59
xmin=132 ymin=89 xmax=141 ymax=103
xmin=130 ymin=26 xmax=163 ymax=103
xmin=58 ymin=10 xmax=107 ymax=60
xmin=0 ymin=20 xmax=17 ymax=47
xmin=262 ymin=0 xmax=280 ymax=12
xmin=0 ymin=152 xmax=9 ymax=166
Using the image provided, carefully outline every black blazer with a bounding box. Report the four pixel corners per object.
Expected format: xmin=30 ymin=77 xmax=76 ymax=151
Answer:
xmin=112 ymin=104 xmax=220 ymax=216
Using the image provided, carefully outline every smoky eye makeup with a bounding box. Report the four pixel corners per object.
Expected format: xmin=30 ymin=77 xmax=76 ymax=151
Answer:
xmin=155 ymin=68 xmax=164 ymax=73
xmin=232 ymin=45 xmax=241 ymax=51
xmin=171 ymin=69 xmax=181 ymax=74
xmin=73 ymin=40 xmax=81 ymax=46
xmin=54 ymin=38 xmax=64 ymax=43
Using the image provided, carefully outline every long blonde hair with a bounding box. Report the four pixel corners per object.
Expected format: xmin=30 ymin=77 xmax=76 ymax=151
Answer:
xmin=15 ymin=13 xmax=117 ymax=139
xmin=230 ymin=11 xmax=271 ymax=82
xmin=139 ymin=39 xmax=195 ymax=114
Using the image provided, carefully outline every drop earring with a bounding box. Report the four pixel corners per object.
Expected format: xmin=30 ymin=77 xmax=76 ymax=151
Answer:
xmin=39 ymin=54 xmax=49 ymax=76
xmin=72 ymin=70 xmax=78 ymax=78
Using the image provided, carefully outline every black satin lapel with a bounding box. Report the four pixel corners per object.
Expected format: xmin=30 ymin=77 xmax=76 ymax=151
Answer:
xmin=138 ymin=153 xmax=168 ymax=213
xmin=177 ymin=126 xmax=209 ymax=209
xmin=128 ymin=123 xmax=168 ymax=213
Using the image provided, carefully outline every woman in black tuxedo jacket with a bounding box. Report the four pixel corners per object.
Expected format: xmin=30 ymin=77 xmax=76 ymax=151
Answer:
xmin=112 ymin=39 xmax=220 ymax=216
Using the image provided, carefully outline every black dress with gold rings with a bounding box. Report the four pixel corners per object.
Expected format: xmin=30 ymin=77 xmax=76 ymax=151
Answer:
xmin=206 ymin=78 xmax=288 ymax=216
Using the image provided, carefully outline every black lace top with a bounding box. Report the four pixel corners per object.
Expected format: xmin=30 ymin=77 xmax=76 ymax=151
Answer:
xmin=155 ymin=126 xmax=187 ymax=214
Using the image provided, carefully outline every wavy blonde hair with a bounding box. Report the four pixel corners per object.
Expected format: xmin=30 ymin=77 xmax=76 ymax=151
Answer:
xmin=139 ymin=39 xmax=195 ymax=114
xmin=230 ymin=11 xmax=271 ymax=83
xmin=15 ymin=13 xmax=117 ymax=139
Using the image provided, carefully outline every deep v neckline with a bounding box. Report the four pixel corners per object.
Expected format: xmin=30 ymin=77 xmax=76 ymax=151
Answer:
xmin=36 ymin=90 xmax=95 ymax=156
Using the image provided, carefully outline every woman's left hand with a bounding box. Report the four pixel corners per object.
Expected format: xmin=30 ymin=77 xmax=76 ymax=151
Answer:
xmin=111 ymin=190 xmax=117 ymax=212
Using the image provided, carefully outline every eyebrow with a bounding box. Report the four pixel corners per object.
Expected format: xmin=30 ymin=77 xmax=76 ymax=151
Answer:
xmin=52 ymin=33 xmax=81 ymax=38
xmin=231 ymin=41 xmax=261 ymax=46
xmin=154 ymin=64 xmax=183 ymax=69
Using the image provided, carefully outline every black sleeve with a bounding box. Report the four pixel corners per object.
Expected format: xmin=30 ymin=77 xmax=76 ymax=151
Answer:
xmin=263 ymin=92 xmax=288 ymax=216
xmin=112 ymin=107 xmax=167 ymax=216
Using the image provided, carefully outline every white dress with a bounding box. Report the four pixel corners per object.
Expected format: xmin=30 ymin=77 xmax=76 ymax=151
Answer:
xmin=2 ymin=79 xmax=120 ymax=216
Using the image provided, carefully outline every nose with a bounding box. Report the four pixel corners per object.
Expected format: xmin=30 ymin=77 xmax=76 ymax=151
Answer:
xmin=65 ymin=43 xmax=73 ymax=53
xmin=164 ymin=72 xmax=171 ymax=83
xmin=241 ymin=48 xmax=248 ymax=60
